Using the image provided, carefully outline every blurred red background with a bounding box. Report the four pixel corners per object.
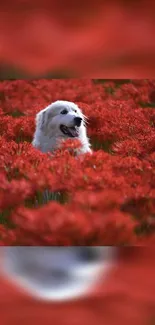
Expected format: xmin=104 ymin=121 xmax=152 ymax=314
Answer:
xmin=1 ymin=1 xmax=155 ymax=78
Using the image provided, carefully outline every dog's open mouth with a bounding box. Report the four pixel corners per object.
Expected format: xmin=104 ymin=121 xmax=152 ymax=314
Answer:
xmin=60 ymin=125 xmax=79 ymax=137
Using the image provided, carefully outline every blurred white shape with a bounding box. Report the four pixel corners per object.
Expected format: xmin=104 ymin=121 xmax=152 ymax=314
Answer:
xmin=0 ymin=247 xmax=117 ymax=302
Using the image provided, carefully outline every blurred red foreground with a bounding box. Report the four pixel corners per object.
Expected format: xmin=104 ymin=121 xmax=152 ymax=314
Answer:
xmin=0 ymin=248 xmax=155 ymax=325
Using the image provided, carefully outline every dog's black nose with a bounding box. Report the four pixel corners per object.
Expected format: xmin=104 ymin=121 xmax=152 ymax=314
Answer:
xmin=74 ymin=117 xmax=82 ymax=127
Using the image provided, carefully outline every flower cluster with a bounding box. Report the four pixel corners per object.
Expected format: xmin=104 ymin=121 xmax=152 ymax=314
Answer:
xmin=0 ymin=79 xmax=155 ymax=245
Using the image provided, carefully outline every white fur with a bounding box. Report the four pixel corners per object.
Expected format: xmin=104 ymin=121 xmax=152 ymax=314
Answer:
xmin=32 ymin=100 xmax=92 ymax=155
xmin=1 ymin=247 xmax=115 ymax=301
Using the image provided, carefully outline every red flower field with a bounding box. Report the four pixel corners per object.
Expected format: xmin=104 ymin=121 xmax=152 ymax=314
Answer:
xmin=0 ymin=79 xmax=155 ymax=245
xmin=1 ymin=1 xmax=155 ymax=78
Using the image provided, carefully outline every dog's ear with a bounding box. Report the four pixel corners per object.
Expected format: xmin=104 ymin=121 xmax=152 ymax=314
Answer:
xmin=36 ymin=108 xmax=53 ymax=134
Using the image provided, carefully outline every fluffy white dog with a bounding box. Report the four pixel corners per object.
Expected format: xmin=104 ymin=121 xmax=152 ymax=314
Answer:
xmin=32 ymin=100 xmax=92 ymax=155
xmin=1 ymin=247 xmax=115 ymax=301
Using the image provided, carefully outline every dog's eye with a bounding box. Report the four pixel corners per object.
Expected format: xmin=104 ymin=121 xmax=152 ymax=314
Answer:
xmin=76 ymin=248 xmax=100 ymax=262
xmin=61 ymin=109 xmax=68 ymax=115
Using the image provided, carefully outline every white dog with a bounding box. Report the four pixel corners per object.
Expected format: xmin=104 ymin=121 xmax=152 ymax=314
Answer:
xmin=32 ymin=100 xmax=92 ymax=155
xmin=1 ymin=247 xmax=115 ymax=301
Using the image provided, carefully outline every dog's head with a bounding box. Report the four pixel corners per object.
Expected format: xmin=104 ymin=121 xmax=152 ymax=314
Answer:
xmin=2 ymin=247 xmax=115 ymax=301
xmin=36 ymin=100 xmax=86 ymax=138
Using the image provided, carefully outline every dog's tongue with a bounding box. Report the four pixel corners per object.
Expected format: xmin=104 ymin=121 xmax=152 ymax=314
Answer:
xmin=69 ymin=127 xmax=79 ymax=137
